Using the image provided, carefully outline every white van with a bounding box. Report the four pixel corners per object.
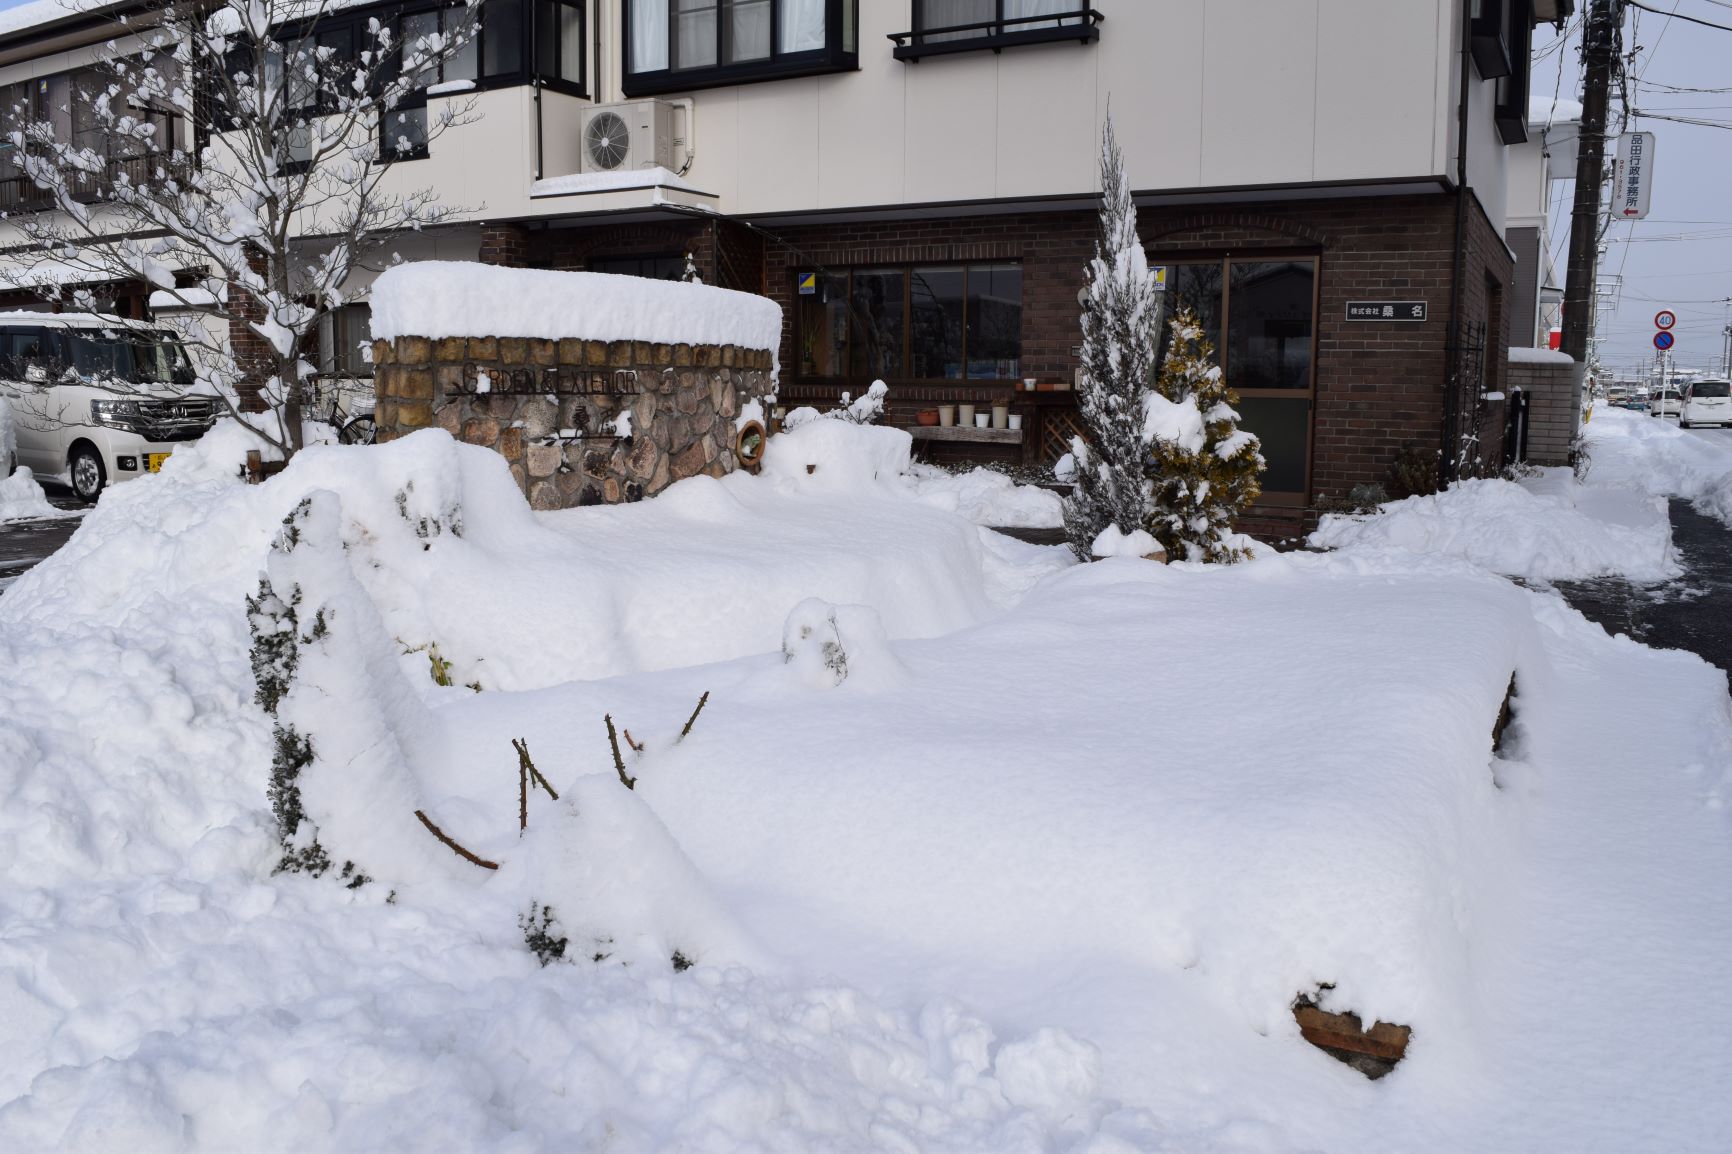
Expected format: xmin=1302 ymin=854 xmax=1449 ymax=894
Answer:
xmin=0 ymin=313 xmax=217 ymax=502
xmin=1680 ymin=379 xmax=1731 ymax=429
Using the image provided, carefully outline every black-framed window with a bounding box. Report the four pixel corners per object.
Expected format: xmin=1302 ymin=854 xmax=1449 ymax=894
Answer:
xmin=1159 ymin=255 xmax=1318 ymax=501
xmin=1487 ymin=0 xmax=1534 ymax=144
xmin=1 ymin=60 xmax=187 ymax=204
xmin=891 ymin=0 xmax=1100 ymax=62
xmin=624 ymin=0 xmax=856 ymax=97
xmin=589 ymin=254 xmax=687 ymax=280
xmin=796 ymin=263 xmax=1023 ymax=384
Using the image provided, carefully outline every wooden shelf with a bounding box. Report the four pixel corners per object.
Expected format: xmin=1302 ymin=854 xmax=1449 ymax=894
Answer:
xmin=906 ymin=425 xmax=1024 ymax=444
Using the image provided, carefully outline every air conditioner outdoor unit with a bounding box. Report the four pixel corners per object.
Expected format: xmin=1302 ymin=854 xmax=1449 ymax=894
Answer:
xmin=579 ymin=100 xmax=676 ymax=173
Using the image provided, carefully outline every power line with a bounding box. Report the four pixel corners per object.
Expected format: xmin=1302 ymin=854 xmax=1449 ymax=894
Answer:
xmin=1625 ymin=1 xmax=1732 ymax=32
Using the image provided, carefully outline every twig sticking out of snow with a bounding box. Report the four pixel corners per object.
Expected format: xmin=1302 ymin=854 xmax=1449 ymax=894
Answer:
xmin=413 ymin=809 xmax=499 ymax=870
xmin=679 ymin=691 xmax=710 ymax=743
xmin=623 ymin=729 xmax=645 ymax=755
xmin=514 ymin=738 xmax=560 ymax=800
xmin=605 ymin=715 xmax=637 ymax=790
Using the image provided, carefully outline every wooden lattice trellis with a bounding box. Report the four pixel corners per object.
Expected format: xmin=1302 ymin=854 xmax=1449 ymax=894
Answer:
xmin=1039 ymin=408 xmax=1089 ymax=466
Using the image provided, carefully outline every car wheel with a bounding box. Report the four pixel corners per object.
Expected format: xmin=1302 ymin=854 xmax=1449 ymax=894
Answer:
xmin=69 ymin=445 xmax=106 ymax=503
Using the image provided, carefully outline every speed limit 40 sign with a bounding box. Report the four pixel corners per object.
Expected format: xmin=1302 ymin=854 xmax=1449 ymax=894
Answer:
xmin=1655 ymin=310 xmax=1677 ymax=330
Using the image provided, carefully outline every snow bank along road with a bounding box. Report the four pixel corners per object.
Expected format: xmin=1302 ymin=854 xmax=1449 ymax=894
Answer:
xmin=0 ymin=419 xmax=1730 ymax=1152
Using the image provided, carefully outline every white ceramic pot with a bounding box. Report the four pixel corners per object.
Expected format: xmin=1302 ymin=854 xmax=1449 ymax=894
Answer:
xmin=938 ymin=405 xmax=956 ymax=427
xmin=958 ymin=404 xmax=976 ymax=425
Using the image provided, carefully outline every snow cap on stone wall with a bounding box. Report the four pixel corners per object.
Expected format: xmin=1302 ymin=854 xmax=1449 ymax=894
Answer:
xmin=370 ymin=261 xmax=783 ymax=355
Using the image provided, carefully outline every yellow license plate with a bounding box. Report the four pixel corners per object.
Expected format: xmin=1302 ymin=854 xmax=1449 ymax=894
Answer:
xmin=146 ymin=452 xmax=172 ymax=473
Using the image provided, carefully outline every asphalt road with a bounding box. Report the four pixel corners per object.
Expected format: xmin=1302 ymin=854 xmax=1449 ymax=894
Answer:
xmin=1555 ymin=495 xmax=1732 ymax=679
xmin=0 ymin=478 xmax=85 ymax=594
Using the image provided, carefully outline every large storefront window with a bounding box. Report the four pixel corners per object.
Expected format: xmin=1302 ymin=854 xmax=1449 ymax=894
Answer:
xmin=796 ymin=263 xmax=1022 ymax=383
xmin=1160 ymin=255 xmax=1318 ymax=502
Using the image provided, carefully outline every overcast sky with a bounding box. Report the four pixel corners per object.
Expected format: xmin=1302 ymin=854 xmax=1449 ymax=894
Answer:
xmin=0 ymin=0 xmax=1724 ymax=379
xmin=1534 ymin=3 xmax=1732 ymax=379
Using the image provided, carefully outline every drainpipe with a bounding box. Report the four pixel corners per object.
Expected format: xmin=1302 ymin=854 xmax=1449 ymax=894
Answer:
xmin=1442 ymin=0 xmax=1474 ymax=486
xmin=532 ymin=7 xmax=544 ymax=180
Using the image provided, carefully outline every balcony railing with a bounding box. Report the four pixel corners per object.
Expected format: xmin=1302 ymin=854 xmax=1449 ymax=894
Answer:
xmin=889 ymin=7 xmax=1103 ymax=62
xmin=0 ymin=153 xmax=190 ymax=214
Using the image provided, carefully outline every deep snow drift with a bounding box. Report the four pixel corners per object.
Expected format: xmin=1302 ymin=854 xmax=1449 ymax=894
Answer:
xmin=1309 ymin=407 xmax=1732 ymax=582
xmin=0 ymin=468 xmax=62 ymax=524
xmin=2 ymin=418 xmax=1731 ymax=1152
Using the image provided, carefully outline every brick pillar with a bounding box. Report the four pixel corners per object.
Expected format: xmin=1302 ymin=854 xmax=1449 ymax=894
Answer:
xmin=478 ymin=223 xmax=531 ymax=267
xmin=228 ymin=245 xmax=272 ymax=414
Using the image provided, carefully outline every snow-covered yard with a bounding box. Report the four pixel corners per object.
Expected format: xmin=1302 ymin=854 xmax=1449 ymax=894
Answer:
xmin=1 ymin=412 xmax=1730 ymax=1152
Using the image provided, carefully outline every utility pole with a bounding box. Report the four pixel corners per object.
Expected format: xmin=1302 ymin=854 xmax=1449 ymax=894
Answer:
xmin=1560 ymin=0 xmax=1623 ymax=368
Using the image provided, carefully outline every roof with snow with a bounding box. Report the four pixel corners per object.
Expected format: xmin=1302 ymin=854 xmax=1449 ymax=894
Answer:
xmin=369 ymin=262 xmax=784 ymax=352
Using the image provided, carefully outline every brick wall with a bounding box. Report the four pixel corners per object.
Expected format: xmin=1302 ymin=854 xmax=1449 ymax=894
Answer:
xmin=512 ymin=188 xmax=1515 ymax=534
xmin=1509 ymin=353 xmax=1580 ymax=466
xmin=227 ymin=245 xmax=273 ymax=414
xmin=478 ymin=223 xmax=532 ymax=267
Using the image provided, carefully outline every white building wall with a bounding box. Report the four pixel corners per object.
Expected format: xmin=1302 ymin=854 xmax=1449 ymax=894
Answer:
xmin=399 ymin=0 xmax=1483 ymax=224
xmin=0 ymin=0 xmax=1516 ymax=250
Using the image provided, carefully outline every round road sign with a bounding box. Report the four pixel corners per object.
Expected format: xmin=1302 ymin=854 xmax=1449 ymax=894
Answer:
xmin=1654 ymin=330 xmax=1676 ymax=351
xmin=1655 ymin=310 xmax=1677 ymax=330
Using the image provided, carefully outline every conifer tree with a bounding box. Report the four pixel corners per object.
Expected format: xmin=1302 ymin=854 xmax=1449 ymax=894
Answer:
xmin=1063 ymin=113 xmax=1162 ymax=560
xmin=1143 ymin=310 xmax=1263 ymax=563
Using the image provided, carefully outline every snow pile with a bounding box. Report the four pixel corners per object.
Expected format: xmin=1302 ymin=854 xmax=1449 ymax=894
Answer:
xmin=1141 ymin=390 xmax=1206 ymax=454
xmin=368 ymin=262 xmax=783 ymax=359
xmin=1090 ymin=523 xmax=1160 ymax=558
xmin=760 ymin=416 xmax=912 ymax=489
xmin=530 ymin=166 xmax=710 ymax=198
xmin=908 ymin=465 xmax=1065 ymax=528
xmin=1311 ymin=472 xmax=1677 ymax=581
xmin=0 ymin=467 xmax=61 ymax=523
xmin=6 ymin=409 xmax=1732 ymax=1150
xmin=1584 ymin=406 xmax=1732 ymax=525
xmin=1509 ymin=346 xmax=1574 ymax=365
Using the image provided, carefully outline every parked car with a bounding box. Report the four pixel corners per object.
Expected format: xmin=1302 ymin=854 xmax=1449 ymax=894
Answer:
xmin=0 ymin=313 xmax=217 ymax=502
xmin=1650 ymin=388 xmax=1683 ymax=418
xmin=1681 ymin=379 xmax=1732 ymax=428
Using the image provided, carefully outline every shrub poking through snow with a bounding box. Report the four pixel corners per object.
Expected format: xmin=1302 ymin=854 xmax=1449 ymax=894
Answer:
xmin=1143 ymin=309 xmax=1263 ymax=563
xmin=248 ymin=501 xmax=335 ymax=876
xmin=520 ymin=904 xmax=569 ymax=966
xmin=783 ymin=380 xmax=889 ymax=430
xmin=1064 ymin=113 xmax=1162 ymax=560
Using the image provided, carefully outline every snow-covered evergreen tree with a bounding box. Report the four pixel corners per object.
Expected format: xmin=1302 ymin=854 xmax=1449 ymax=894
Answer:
xmin=4 ymin=0 xmax=480 ymax=458
xmin=1063 ymin=114 xmax=1163 ymax=560
xmin=1143 ymin=310 xmax=1263 ymax=563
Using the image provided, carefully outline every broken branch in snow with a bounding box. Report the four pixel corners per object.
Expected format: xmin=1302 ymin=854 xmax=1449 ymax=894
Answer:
xmin=414 ymin=809 xmax=499 ymax=870
xmin=679 ymin=691 xmax=711 ymax=742
xmin=514 ymin=737 xmax=558 ymax=800
xmin=605 ymin=714 xmax=636 ymax=790
xmin=622 ymin=728 xmax=645 ymax=754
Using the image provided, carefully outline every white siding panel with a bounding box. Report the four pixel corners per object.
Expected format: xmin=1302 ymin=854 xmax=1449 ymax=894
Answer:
xmin=736 ymin=79 xmax=820 ymax=213
xmin=1314 ymin=0 xmax=1443 ymax=180
xmin=817 ymin=52 xmax=906 ymax=208
xmin=903 ymin=50 xmax=998 ymax=205
xmin=1099 ymin=0 xmax=1205 ymax=193
xmin=1200 ymin=0 xmax=1319 ymax=187
xmin=995 ymin=40 xmax=1099 ymax=199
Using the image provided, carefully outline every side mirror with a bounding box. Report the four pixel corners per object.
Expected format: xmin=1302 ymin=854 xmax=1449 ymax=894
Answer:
xmin=24 ymin=364 xmax=46 ymax=384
